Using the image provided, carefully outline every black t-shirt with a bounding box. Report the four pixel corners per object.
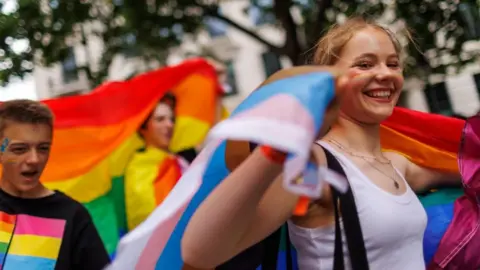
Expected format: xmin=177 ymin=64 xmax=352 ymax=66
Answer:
xmin=0 ymin=189 xmax=110 ymax=270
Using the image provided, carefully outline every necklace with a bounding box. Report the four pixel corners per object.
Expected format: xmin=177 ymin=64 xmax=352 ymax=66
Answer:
xmin=327 ymin=139 xmax=400 ymax=189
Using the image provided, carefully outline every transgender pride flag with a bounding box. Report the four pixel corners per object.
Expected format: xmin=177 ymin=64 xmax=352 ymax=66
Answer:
xmin=108 ymin=71 xmax=344 ymax=270
xmin=109 ymin=69 xmax=480 ymax=270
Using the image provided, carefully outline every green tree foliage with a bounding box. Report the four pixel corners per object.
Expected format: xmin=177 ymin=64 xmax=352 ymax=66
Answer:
xmin=249 ymin=0 xmax=388 ymax=63
xmin=250 ymin=0 xmax=479 ymax=77
xmin=0 ymin=0 xmax=478 ymax=87
xmin=0 ymin=0 xmax=207 ymax=87
xmin=395 ymin=0 xmax=480 ymax=77
xmin=0 ymin=0 xmax=94 ymax=86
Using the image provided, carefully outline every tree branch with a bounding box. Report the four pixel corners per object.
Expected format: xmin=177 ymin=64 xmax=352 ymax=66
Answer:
xmin=310 ymin=0 xmax=333 ymax=48
xmin=195 ymin=2 xmax=284 ymax=55
xmin=273 ymin=0 xmax=304 ymax=64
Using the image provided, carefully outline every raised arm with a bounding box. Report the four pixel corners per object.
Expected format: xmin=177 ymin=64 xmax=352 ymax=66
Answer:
xmin=181 ymin=67 xmax=361 ymax=268
xmin=386 ymin=152 xmax=461 ymax=193
xmin=406 ymin=160 xmax=461 ymax=192
xmin=181 ymin=147 xmax=294 ymax=268
xmin=182 ymin=144 xmax=332 ymax=269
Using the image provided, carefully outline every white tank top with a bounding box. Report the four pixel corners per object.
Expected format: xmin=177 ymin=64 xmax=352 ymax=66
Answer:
xmin=287 ymin=141 xmax=427 ymax=270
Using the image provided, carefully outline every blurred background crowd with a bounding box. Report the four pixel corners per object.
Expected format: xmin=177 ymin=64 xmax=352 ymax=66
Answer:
xmin=0 ymin=0 xmax=479 ymax=118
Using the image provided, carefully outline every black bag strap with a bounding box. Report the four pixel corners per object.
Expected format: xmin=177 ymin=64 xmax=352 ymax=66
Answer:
xmin=261 ymin=227 xmax=282 ymax=269
xmin=321 ymin=145 xmax=369 ymax=270
xmin=257 ymin=145 xmax=369 ymax=270
xmin=284 ymin=223 xmax=293 ymax=270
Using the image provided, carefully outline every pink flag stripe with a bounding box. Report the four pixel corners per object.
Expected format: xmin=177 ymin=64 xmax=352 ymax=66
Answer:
xmin=14 ymin=215 xmax=66 ymax=238
xmin=136 ymin=199 xmax=192 ymax=269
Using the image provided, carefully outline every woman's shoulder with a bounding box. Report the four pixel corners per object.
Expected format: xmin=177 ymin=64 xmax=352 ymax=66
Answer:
xmin=312 ymin=142 xmax=328 ymax=164
xmin=383 ymin=151 xmax=409 ymax=175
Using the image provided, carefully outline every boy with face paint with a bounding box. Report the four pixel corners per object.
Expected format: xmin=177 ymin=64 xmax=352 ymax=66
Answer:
xmin=0 ymin=100 xmax=110 ymax=270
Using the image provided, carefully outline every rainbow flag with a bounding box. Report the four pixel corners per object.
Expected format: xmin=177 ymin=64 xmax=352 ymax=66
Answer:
xmin=384 ymin=111 xmax=480 ymax=269
xmin=0 ymin=211 xmax=66 ymax=270
xmin=125 ymin=146 xmax=187 ymax=231
xmin=108 ymin=68 xmax=479 ymax=270
xmin=0 ymin=212 xmax=15 ymax=264
xmin=381 ymin=106 xmax=463 ymax=173
xmin=0 ymin=58 xmax=223 ymax=257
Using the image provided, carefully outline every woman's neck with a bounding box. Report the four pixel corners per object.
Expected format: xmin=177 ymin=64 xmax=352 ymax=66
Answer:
xmin=0 ymin=181 xmax=53 ymax=199
xmin=324 ymin=116 xmax=382 ymax=156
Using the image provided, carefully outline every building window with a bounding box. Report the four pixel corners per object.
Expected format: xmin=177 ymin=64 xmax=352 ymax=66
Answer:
xmin=61 ymin=47 xmax=78 ymax=84
xmin=222 ymin=61 xmax=238 ymax=96
xmin=424 ymin=82 xmax=454 ymax=116
xmin=249 ymin=0 xmax=276 ymax=26
xmin=205 ymin=8 xmax=227 ymax=38
xmin=261 ymin=51 xmax=282 ymax=77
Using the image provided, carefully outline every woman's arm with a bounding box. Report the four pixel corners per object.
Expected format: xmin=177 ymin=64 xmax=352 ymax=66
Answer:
xmin=181 ymin=66 xmax=357 ymax=268
xmin=405 ymin=160 xmax=461 ymax=192
xmin=181 ymin=148 xmax=302 ymax=268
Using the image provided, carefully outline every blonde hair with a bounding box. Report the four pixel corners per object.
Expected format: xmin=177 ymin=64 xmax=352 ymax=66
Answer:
xmin=312 ymin=17 xmax=404 ymax=66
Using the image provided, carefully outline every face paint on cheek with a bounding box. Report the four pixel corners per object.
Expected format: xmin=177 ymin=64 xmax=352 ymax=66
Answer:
xmin=346 ymin=72 xmax=375 ymax=92
xmin=1 ymin=138 xmax=10 ymax=153
xmin=6 ymin=158 xmax=17 ymax=164
xmin=349 ymin=70 xmax=374 ymax=78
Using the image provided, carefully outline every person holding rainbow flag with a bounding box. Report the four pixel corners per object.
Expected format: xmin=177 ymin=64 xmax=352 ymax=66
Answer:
xmin=125 ymin=92 xmax=195 ymax=231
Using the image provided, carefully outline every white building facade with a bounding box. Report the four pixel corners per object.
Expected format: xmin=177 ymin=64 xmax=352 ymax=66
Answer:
xmin=32 ymin=0 xmax=480 ymax=117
